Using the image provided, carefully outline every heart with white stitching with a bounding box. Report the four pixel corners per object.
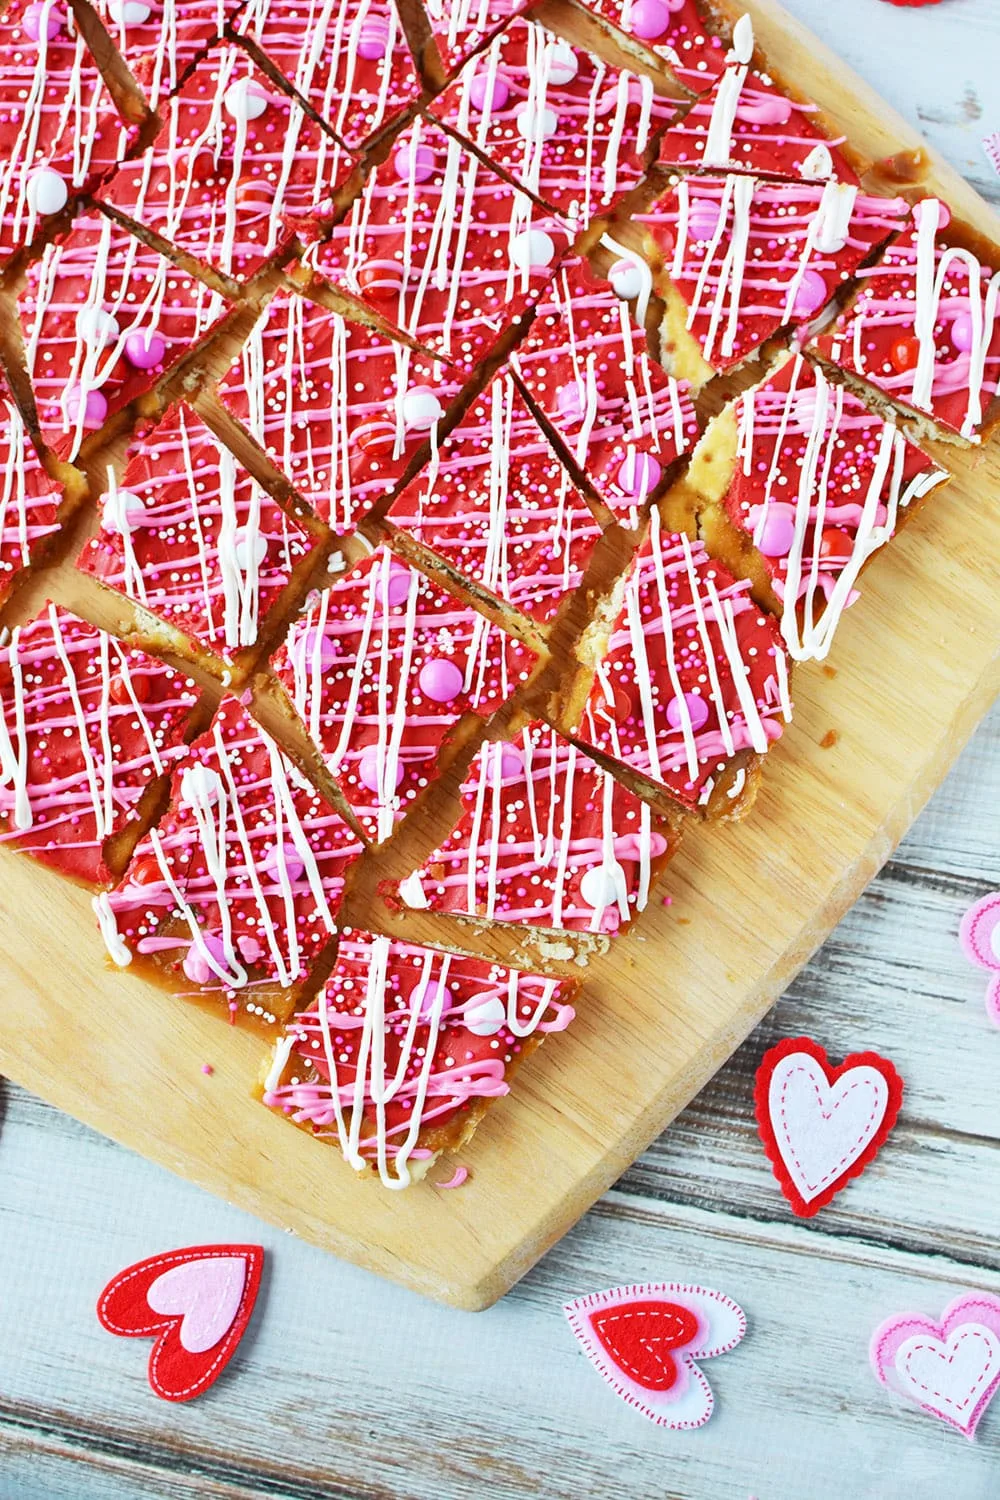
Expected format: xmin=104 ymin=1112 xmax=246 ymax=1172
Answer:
xmin=97 ymin=1244 xmax=263 ymax=1402
xmin=754 ymin=1036 xmax=903 ymax=1217
xmin=872 ymin=1294 xmax=1000 ymax=1438
xmin=564 ymin=1283 xmax=746 ymax=1428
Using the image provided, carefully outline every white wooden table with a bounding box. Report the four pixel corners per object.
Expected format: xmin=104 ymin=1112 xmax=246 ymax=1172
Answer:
xmin=1 ymin=4 xmax=999 ymax=1495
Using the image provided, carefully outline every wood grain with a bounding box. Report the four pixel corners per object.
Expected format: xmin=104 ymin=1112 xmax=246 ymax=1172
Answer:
xmin=1 ymin=0 xmax=999 ymax=1328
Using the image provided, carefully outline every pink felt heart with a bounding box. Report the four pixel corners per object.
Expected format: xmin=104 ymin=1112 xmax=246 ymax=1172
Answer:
xmin=871 ymin=1294 xmax=1000 ymax=1439
xmin=958 ymin=893 xmax=1000 ymax=1027
xmin=146 ymin=1256 xmax=247 ymax=1354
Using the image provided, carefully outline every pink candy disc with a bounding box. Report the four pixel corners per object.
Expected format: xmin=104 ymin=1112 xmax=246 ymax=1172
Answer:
xmin=499 ymin=745 xmax=524 ymax=779
xmin=263 ymin=843 xmax=306 ymax=884
xmin=951 ymin=313 xmax=975 ymax=353
xmin=688 ymin=199 xmax=722 ymax=242
xmin=384 ymin=566 xmax=414 ymax=608
xmin=792 ymin=270 xmax=828 ymax=318
xmin=469 ymin=72 xmax=510 ymax=114
xmin=416 ymin=979 xmax=449 ymax=1022
xmin=394 ymin=142 xmax=436 ymax=183
xmin=23 ymin=2 xmax=64 ymax=42
xmin=751 ymin=504 xmax=797 ymax=558
xmin=616 ymin=452 xmax=662 ymax=501
xmin=65 ymin=385 xmax=109 ymax=427
xmin=357 ymin=18 xmax=389 ymax=60
xmin=419 ymin=658 xmax=464 ymax=703
xmin=358 ymin=746 xmax=405 ymax=794
xmin=125 ymin=331 xmax=167 ymax=370
xmin=666 ymin=692 xmax=710 ymax=731
xmin=555 ymin=381 xmax=585 ymax=422
xmin=630 ymin=0 xmax=670 ymax=39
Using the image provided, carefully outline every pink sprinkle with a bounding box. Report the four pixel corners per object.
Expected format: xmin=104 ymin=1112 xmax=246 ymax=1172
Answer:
xmin=436 ymin=1165 xmax=469 ymax=1190
xmin=201 ymin=1063 xmax=214 ymax=1075
xmin=661 ymin=895 xmax=673 ymax=907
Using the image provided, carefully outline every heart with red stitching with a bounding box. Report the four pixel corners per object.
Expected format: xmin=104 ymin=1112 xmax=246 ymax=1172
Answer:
xmin=754 ymin=1036 xmax=903 ymax=1217
xmin=97 ymin=1244 xmax=264 ymax=1402
xmin=564 ymin=1283 xmax=747 ymax=1427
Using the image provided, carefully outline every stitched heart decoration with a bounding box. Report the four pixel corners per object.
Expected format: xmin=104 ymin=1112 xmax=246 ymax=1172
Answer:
xmin=97 ymin=1244 xmax=264 ymax=1401
xmin=564 ymin=1283 xmax=747 ymax=1428
xmin=754 ymin=1037 xmax=903 ymax=1217
xmin=958 ymin=892 xmax=1000 ymax=1027
xmin=871 ymin=1294 xmax=1000 ymax=1439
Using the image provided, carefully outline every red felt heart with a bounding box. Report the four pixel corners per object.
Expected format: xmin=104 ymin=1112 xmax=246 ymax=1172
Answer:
xmin=97 ymin=1244 xmax=264 ymax=1402
xmin=754 ymin=1036 xmax=903 ymax=1218
xmin=588 ymin=1300 xmax=701 ymax=1391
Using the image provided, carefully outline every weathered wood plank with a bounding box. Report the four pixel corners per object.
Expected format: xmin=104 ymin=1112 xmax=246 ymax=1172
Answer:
xmin=2 ymin=1098 xmax=1000 ymax=1500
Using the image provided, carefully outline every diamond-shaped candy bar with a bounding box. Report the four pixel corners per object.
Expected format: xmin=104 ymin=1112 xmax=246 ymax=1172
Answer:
xmin=0 ymin=603 xmax=199 ymax=885
xmin=639 ymin=175 xmax=909 ymax=386
xmin=389 ymin=372 xmax=604 ymax=620
xmin=429 ymin=17 xmax=681 ymax=228
xmin=657 ymin=14 xmax=855 ymax=182
xmin=0 ymin=0 xmax=138 ymax=263
xmin=810 ymin=198 xmax=1000 ymax=444
xmin=272 ymin=544 xmax=537 ymax=842
xmin=577 ymin=509 xmax=791 ymax=813
xmin=399 ymin=721 xmax=679 ymax=934
xmin=262 ymin=928 xmax=577 ymax=1187
xmin=98 ymin=41 xmax=355 ymax=283
xmin=78 ymin=401 xmax=316 ymax=671
xmin=303 ymin=119 xmax=570 ymax=373
xmin=95 ymin=696 xmax=364 ymax=1023
xmin=234 ymin=0 xmax=420 ymax=151
xmin=693 ymin=353 xmax=947 ymax=662
xmin=0 ymin=382 xmax=65 ymax=605
xmin=92 ymin=0 xmax=245 ymax=106
xmin=510 ymin=254 xmax=699 ymax=520
xmin=215 ymin=290 xmax=463 ymax=531
xmin=575 ymin=0 xmax=725 ymax=94
xmin=18 ymin=209 xmax=229 ymax=460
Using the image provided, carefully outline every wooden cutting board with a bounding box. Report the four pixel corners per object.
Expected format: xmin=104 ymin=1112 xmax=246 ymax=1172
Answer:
xmin=1 ymin=0 xmax=999 ymax=1311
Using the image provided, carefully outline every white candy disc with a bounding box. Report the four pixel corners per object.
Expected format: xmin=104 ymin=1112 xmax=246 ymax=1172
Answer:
xmin=180 ymin=764 xmax=223 ymax=809
xmin=109 ymin=0 xmax=152 ymax=21
xmin=579 ymin=861 xmax=626 ymax=911
xmin=26 ymin=168 xmax=68 ymax=217
xmin=509 ymin=227 xmax=556 ymax=271
xmin=103 ymin=489 xmax=146 ymax=535
xmin=608 ymin=258 xmax=644 ymax=301
xmin=463 ymin=994 xmax=507 ymax=1037
xmin=545 ymin=40 xmax=579 ymax=85
xmin=516 ymin=104 xmax=559 ymax=142
xmin=233 ymin=527 xmax=268 ymax=570
xmin=224 ymin=79 xmax=268 ymax=122
xmin=402 ymin=387 xmax=443 ymax=431
xmin=76 ymin=306 xmax=120 ymax=351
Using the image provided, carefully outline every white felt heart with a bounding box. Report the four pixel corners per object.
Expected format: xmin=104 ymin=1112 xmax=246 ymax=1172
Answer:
xmin=146 ymin=1255 xmax=247 ymax=1354
xmin=896 ymin=1325 xmax=1000 ymax=1433
xmin=768 ymin=1053 xmax=889 ymax=1203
